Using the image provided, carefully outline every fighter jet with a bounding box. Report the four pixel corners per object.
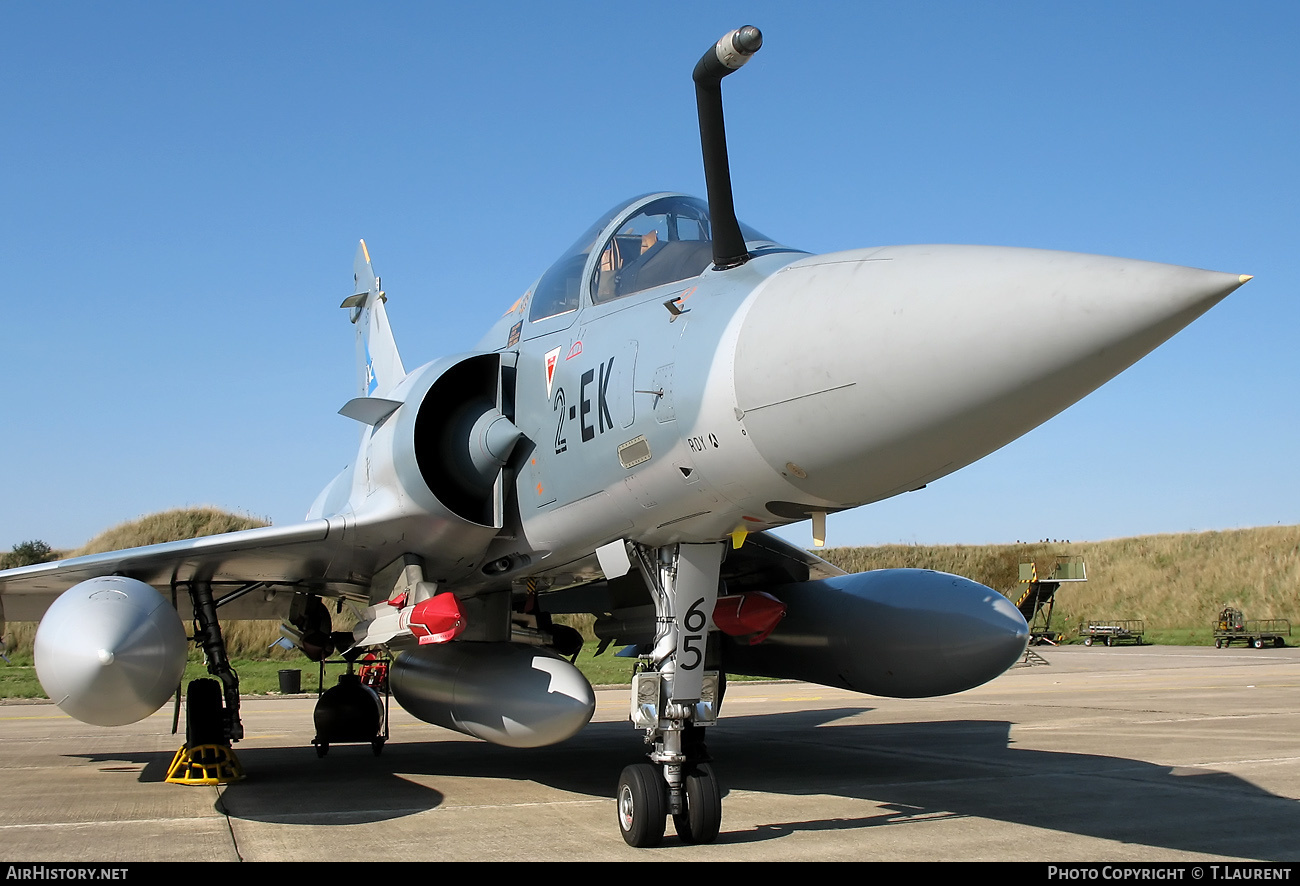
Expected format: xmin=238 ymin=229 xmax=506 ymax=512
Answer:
xmin=0 ymin=26 xmax=1248 ymax=847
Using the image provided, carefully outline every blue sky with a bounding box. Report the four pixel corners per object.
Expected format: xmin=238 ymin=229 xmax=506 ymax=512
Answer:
xmin=2 ymin=1 xmax=1297 ymax=552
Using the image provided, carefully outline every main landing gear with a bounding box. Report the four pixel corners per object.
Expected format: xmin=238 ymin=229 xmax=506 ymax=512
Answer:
xmin=167 ymin=582 xmax=245 ymax=785
xmin=617 ymin=543 xmax=726 ymax=847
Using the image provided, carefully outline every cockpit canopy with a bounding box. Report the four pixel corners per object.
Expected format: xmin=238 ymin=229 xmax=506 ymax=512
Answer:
xmin=528 ymin=194 xmax=777 ymax=322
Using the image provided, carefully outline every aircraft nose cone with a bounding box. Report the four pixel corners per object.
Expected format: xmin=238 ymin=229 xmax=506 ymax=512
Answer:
xmin=733 ymin=245 xmax=1248 ymax=508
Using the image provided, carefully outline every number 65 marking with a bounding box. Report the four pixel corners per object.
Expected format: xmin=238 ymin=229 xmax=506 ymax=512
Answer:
xmin=679 ymin=597 xmax=707 ymax=670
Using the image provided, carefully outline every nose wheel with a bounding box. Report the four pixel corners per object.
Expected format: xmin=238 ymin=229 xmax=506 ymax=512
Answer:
xmin=673 ymin=763 xmax=721 ymax=844
xmin=617 ymin=761 xmax=722 ymax=847
xmin=617 ymin=763 xmax=667 ymax=847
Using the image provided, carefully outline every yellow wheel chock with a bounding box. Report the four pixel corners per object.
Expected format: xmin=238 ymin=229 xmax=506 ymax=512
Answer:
xmin=166 ymin=743 xmax=245 ymax=785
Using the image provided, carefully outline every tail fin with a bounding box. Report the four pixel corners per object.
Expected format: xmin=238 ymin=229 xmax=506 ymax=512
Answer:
xmin=341 ymin=240 xmax=407 ymax=398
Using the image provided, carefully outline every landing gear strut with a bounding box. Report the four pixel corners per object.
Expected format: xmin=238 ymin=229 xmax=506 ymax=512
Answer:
xmin=617 ymin=543 xmax=726 ymax=847
xmin=185 ymin=580 xmax=243 ymax=743
xmin=167 ymin=581 xmax=244 ymax=785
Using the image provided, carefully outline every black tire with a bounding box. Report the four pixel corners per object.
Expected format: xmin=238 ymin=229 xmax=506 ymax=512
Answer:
xmin=1254 ymin=638 xmax=1264 ymax=649
xmin=1215 ymin=639 xmax=1223 ymax=648
xmin=1275 ymin=638 xmax=1285 ymax=648
xmin=185 ymin=678 xmax=224 ymax=747
xmin=1084 ymin=637 xmax=1093 ymax=647
xmin=617 ymin=763 xmax=667 ymax=848
xmin=1105 ymin=636 xmax=1113 ymax=647
xmin=673 ymin=763 xmax=722 ymax=844
xmin=372 ymin=738 xmax=385 ymax=757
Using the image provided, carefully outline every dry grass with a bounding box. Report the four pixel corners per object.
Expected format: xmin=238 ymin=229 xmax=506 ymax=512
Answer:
xmin=70 ymin=507 xmax=268 ymax=556
xmin=821 ymin=525 xmax=1300 ymax=630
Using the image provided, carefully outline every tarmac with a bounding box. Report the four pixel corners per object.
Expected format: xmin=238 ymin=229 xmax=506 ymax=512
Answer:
xmin=3 ymin=645 xmax=1300 ymax=862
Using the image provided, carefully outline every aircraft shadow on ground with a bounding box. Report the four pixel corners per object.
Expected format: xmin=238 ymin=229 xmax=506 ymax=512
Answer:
xmin=708 ymin=710 xmax=1300 ymax=858
xmin=72 ymin=707 xmax=1300 ymax=855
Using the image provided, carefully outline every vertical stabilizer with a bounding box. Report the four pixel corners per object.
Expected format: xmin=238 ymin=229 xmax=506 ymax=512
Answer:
xmin=342 ymin=240 xmax=407 ymax=398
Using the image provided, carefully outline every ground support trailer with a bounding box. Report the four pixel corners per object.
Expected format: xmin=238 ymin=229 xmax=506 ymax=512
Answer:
xmin=1080 ymin=619 xmax=1144 ymax=647
xmin=1214 ymin=618 xmax=1290 ymax=649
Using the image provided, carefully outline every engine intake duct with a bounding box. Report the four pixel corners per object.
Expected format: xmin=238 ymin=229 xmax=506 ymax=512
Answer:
xmin=412 ymin=354 xmax=520 ymax=528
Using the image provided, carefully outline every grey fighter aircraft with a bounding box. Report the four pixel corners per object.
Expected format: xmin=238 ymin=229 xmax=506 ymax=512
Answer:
xmin=0 ymin=27 xmax=1248 ymax=847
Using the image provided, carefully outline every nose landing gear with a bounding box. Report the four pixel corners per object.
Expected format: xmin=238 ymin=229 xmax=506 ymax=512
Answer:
xmin=616 ymin=542 xmax=726 ymax=847
xmin=617 ymin=759 xmax=722 ymax=848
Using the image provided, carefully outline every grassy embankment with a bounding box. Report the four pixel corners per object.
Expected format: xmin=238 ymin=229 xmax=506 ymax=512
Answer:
xmin=819 ymin=527 xmax=1300 ymax=645
xmin=4 ymin=509 xmax=1299 ymax=698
